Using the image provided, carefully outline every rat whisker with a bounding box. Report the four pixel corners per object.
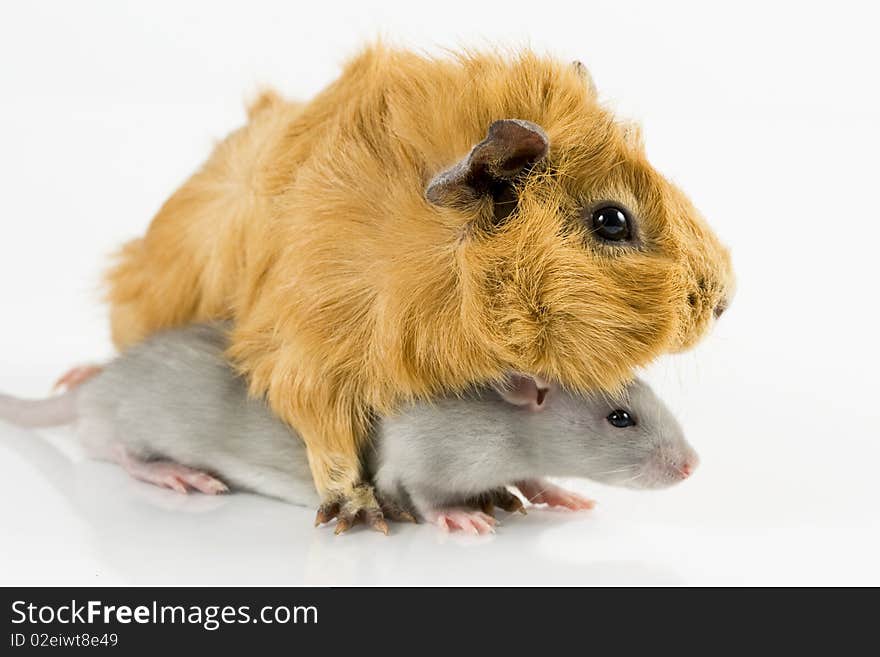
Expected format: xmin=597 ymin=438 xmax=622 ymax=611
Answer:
xmin=617 ymin=471 xmax=645 ymax=485
xmin=589 ymin=465 xmax=638 ymax=477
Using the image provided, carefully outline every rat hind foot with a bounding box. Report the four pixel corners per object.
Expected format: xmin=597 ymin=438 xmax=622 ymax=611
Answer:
xmin=114 ymin=447 xmax=229 ymax=495
xmin=428 ymin=509 xmax=497 ymax=535
xmin=53 ymin=364 xmax=104 ymax=391
xmin=470 ymin=487 xmax=527 ymax=516
xmin=130 ymin=461 xmax=229 ymax=495
xmin=314 ymin=483 xmax=389 ymax=535
xmin=515 ymin=478 xmax=595 ymax=510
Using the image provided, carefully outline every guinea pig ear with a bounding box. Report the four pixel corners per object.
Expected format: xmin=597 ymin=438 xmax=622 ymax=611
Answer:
xmin=620 ymin=120 xmax=644 ymax=150
xmin=494 ymin=373 xmax=552 ymax=412
xmin=572 ymin=60 xmax=598 ymax=97
xmin=425 ymin=119 xmax=549 ymax=220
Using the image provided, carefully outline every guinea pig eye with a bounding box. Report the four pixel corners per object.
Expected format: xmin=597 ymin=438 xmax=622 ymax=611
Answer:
xmin=590 ymin=205 xmax=632 ymax=242
xmin=606 ymin=409 xmax=636 ymax=428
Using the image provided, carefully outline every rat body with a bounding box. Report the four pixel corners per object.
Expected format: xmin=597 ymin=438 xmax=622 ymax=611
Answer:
xmin=104 ymin=45 xmax=731 ymax=527
xmin=2 ymin=324 xmax=317 ymax=506
xmin=0 ymin=325 xmax=697 ymax=533
xmin=373 ymin=378 xmax=696 ymax=530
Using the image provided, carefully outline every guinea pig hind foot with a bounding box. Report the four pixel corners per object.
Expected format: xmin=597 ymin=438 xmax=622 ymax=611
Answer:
xmin=514 ymin=479 xmax=595 ymax=511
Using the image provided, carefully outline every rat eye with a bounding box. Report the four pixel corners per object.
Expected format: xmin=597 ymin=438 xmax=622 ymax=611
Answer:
xmin=606 ymin=409 xmax=636 ymax=428
xmin=590 ymin=205 xmax=632 ymax=241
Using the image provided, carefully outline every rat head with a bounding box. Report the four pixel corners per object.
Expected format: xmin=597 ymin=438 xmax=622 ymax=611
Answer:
xmin=425 ymin=56 xmax=734 ymax=392
xmin=523 ymin=377 xmax=698 ymax=489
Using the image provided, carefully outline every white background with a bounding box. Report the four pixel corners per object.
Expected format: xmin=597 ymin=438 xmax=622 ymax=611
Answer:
xmin=1 ymin=0 xmax=878 ymax=585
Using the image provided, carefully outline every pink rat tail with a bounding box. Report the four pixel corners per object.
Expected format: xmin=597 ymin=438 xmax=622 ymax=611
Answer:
xmin=0 ymin=390 xmax=78 ymax=428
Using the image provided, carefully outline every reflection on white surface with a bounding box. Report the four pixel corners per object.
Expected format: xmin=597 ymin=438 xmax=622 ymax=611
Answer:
xmin=2 ymin=416 xmax=878 ymax=586
xmin=0 ymin=422 xmax=680 ymax=586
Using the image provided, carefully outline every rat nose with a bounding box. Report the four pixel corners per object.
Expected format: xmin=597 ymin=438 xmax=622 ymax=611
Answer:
xmin=680 ymin=455 xmax=699 ymax=478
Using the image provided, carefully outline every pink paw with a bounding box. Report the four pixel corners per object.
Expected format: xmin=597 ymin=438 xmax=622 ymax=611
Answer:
xmin=53 ymin=364 xmax=104 ymax=391
xmin=130 ymin=461 xmax=229 ymax=495
xmin=427 ymin=509 xmax=497 ymax=535
xmin=516 ymin=479 xmax=595 ymax=511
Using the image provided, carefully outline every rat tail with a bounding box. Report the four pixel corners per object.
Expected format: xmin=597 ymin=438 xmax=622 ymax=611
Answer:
xmin=0 ymin=390 xmax=79 ymax=428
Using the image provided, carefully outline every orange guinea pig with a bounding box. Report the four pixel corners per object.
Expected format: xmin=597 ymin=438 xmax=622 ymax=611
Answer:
xmin=106 ymin=45 xmax=733 ymax=532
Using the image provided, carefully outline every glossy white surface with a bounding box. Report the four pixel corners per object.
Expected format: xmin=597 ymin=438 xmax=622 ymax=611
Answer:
xmin=1 ymin=0 xmax=878 ymax=586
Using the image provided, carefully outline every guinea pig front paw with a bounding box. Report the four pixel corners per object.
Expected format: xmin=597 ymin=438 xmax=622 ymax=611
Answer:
xmin=467 ymin=487 xmax=527 ymax=516
xmin=426 ymin=508 xmax=497 ymax=535
xmin=514 ymin=479 xmax=596 ymax=511
xmin=379 ymin=499 xmax=418 ymax=524
xmin=314 ymin=483 xmax=389 ymax=535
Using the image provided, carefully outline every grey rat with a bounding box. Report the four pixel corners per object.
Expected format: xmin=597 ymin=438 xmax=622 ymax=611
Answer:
xmin=0 ymin=324 xmax=698 ymax=534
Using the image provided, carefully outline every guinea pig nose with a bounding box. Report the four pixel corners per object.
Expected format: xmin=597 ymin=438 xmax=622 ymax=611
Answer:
xmin=713 ymin=302 xmax=727 ymax=319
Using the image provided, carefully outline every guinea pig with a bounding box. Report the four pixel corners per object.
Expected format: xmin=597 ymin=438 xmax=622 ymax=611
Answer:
xmin=0 ymin=324 xmax=697 ymax=535
xmin=103 ymin=44 xmax=731 ymax=530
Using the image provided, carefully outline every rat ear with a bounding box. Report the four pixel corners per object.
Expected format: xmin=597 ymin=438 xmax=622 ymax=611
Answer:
xmin=425 ymin=119 xmax=549 ymax=220
xmin=494 ymin=373 xmax=552 ymax=411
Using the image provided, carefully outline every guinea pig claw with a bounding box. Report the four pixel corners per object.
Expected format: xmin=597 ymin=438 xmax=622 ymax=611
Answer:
xmin=331 ymin=510 xmax=388 ymax=536
xmin=471 ymin=487 xmax=526 ymax=516
xmin=495 ymin=490 xmax=526 ymax=515
xmin=381 ymin=502 xmax=418 ymax=524
xmin=318 ymin=485 xmax=388 ymax=535
xmin=334 ymin=516 xmax=353 ymax=535
xmin=365 ymin=509 xmax=390 ymax=535
xmin=315 ymin=501 xmax=341 ymax=527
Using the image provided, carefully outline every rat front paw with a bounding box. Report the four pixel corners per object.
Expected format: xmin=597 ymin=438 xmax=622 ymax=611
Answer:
xmin=515 ymin=479 xmax=595 ymax=511
xmin=426 ymin=508 xmax=497 ymax=535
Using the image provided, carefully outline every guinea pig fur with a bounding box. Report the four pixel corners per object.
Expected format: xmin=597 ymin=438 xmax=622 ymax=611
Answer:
xmin=104 ymin=44 xmax=733 ymax=511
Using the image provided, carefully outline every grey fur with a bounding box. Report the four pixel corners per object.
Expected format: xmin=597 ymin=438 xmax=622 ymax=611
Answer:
xmin=371 ymin=380 xmax=696 ymax=516
xmin=0 ymin=324 xmax=696 ymax=519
